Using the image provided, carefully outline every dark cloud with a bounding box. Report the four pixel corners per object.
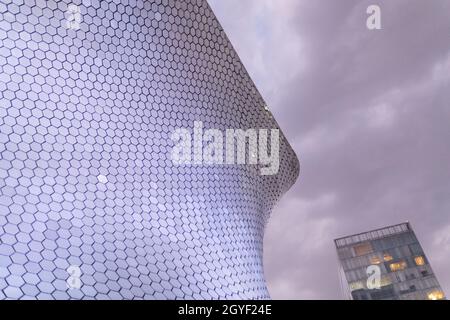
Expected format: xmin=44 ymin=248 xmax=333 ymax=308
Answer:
xmin=209 ymin=0 xmax=450 ymax=299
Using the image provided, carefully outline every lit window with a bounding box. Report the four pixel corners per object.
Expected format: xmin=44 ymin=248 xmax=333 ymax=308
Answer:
xmin=414 ymin=256 xmax=425 ymax=266
xmin=383 ymin=253 xmax=393 ymax=261
xmin=427 ymin=290 xmax=445 ymax=300
xmin=389 ymin=261 xmax=407 ymax=272
xmin=353 ymin=243 xmax=373 ymax=256
xmin=370 ymin=256 xmax=381 ymax=264
xmin=380 ymin=275 xmax=392 ymax=287
xmin=349 ymin=281 xmax=364 ymax=292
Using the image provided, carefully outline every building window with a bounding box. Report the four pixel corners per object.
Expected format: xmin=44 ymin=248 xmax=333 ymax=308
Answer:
xmin=427 ymin=290 xmax=445 ymax=300
xmin=380 ymin=275 xmax=392 ymax=287
xmin=406 ymin=273 xmax=416 ymax=280
xmin=414 ymin=256 xmax=425 ymax=266
xmin=409 ymin=243 xmax=423 ymax=255
xmin=400 ymin=285 xmax=417 ymax=295
xmin=349 ymin=281 xmax=364 ymax=292
xmin=383 ymin=253 xmax=393 ymax=261
xmin=369 ymin=285 xmax=396 ymax=300
xmin=353 ymin=243 xmax=373 ymax=256
xmin=389 ymin=261 xmax=407 ymax=272
xmin=370 ymin=256 xmax=381 ymax=264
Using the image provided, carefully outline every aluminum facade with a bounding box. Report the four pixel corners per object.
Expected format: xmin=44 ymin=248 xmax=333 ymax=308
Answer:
xmin=0 ymin=0 xmax=299 ymax=299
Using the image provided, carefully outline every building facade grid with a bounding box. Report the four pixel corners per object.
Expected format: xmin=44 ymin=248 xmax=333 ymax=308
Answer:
xmin=335 ymin=222 xmax=446 ymax=300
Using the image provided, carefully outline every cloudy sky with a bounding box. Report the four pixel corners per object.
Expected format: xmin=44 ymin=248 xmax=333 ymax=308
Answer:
xmin=208 ymin=0 xmax=450 ymax=299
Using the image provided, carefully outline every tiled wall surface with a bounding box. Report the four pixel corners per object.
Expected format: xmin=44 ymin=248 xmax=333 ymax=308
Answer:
xmin=0 ymin=0 xmax=299 ymax=299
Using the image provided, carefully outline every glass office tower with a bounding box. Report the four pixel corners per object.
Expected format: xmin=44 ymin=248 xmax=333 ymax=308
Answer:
xmin=335 ymin=222 xmax=446 ymax=300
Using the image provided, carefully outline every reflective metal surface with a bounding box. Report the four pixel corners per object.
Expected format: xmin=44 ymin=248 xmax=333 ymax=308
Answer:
xmin=0 ymin=0 xmax=299 ymax=299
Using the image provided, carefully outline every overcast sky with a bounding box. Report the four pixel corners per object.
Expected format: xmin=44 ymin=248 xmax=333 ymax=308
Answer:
xmin=208 ymin=0 xmax=450 ymax=299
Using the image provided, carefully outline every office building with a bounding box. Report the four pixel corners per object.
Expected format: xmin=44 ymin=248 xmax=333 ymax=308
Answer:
xmin=335 ymin=222 xmax=445 ymax=300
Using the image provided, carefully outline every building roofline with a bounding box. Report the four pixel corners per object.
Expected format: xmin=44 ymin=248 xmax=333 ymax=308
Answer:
xmin=334 ymin=221 xmax=411 ymax=245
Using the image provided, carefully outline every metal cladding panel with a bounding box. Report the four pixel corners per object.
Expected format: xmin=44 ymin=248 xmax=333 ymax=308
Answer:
xmin=0 ymin=0 xmax=299 ymax=299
